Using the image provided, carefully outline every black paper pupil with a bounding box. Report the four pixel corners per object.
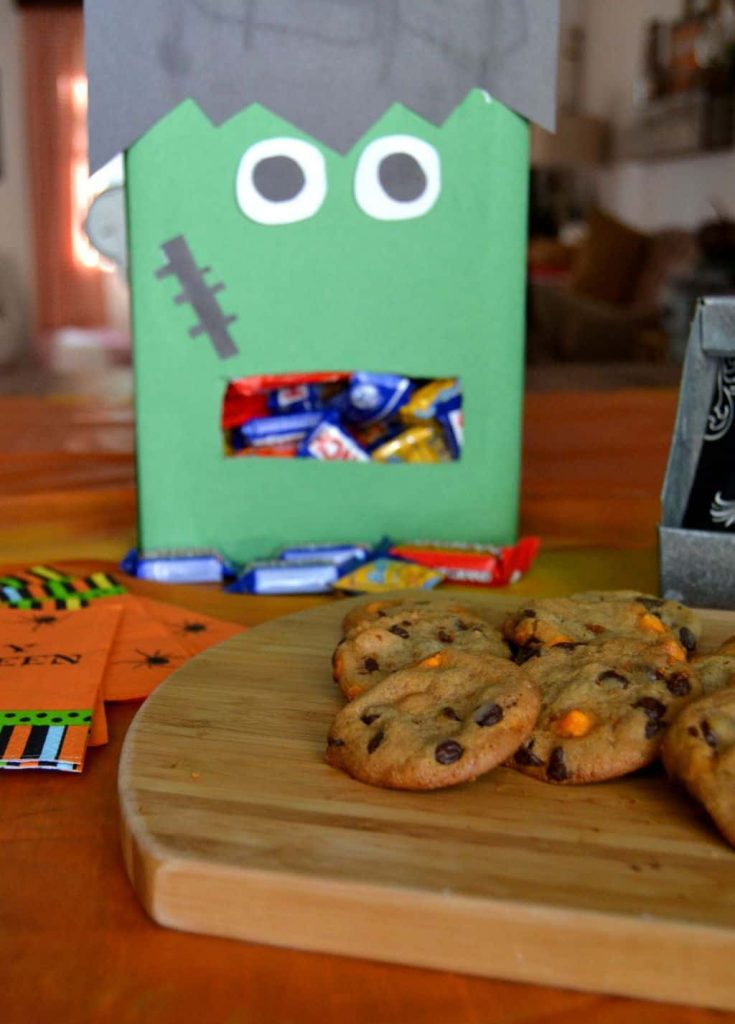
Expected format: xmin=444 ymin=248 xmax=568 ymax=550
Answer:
xmin=252 ymin=156 xmax=305 ymax=202
xmin=378 ymin=153 xmax=427 ymax=202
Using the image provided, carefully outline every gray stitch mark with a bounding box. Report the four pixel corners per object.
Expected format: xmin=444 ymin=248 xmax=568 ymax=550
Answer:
xmin=155 ymin=236 xmax=239 ymax=360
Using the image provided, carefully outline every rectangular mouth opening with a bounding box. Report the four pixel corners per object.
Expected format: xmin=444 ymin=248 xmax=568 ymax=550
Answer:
xmin=222 ymin=373 xmax=463 ymax=463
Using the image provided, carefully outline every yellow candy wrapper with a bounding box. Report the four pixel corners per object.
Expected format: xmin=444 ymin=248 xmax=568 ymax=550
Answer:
xmin=400 ymin=378 xmax=460 ymax=422
xmin=371 ymin=423 xmax=449 ymax=463
xmin=332 ymin=557 xmax=445 ymax=594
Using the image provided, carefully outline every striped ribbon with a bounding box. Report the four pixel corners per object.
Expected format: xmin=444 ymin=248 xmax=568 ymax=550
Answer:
xmin=0 ymin=710 xmax=93 ymax=772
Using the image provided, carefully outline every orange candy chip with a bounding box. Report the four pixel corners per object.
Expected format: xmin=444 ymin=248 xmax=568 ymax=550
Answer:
xmin=552 ymin=709 xmax=594 ymax=738
xmin=639 ymin=613 xmax=667 ymax=635
xmin=420 ymin=653 xmax=445 ymax=669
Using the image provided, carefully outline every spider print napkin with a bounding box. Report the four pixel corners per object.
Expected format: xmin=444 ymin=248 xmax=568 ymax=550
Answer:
xmin=102 ymin=596 xmax=245 ymax=701
xmin=0 ymin=602 xmax=123 ymax=772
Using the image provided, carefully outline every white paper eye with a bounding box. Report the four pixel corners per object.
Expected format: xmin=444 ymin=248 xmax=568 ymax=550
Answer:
xmin=236 ymin=138 xmax=327 ymax=225
xmin=354 ymin=135 xmax=441 ymax=221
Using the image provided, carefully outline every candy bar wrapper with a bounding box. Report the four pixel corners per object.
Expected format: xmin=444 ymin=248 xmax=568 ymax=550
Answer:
xmin=0 ymin=602 xmax=123 ymax=772
xmin=435 ymin=394 xmax=464 ymax=459
xmin=234 ymin=444 xmax=299 ymax=459
xmin=233 ymin=411 xmax=323 ymax=450
xmin=371 ymin=423 xmax=449 ymax=463
xmin=400 ymin=378 xmax=461 ymax=422
xmin=389 ymin=537 xmax=540 ymax=587
xmin=121 ymin=549 xmax=236 ymax=584
xmin=222 ymin=372 xmax=349 ymax=429
xmin=332 ymin=557 xmax=445 ymax=594
xmin=343 ymin=373 xmax=414 ymax=426
xmin=276 ymin=543 xmax=372 ymax=567
xmin=228 ymin=559 xmax=342 ymax=595
xmin=299 ymin=411 xmax=370 ymax=461
xmin=267 ymin=383 xmax=323 ymax=415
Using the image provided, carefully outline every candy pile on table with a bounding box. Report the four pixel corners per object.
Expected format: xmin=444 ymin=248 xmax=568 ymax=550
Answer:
xmin=222 ymin=373 xmax=463 ymax=462
xmin=124 ymin=538 xmax=541 ymax=595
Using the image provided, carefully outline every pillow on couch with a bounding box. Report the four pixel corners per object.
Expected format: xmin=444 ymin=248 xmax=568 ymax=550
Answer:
xmin=569 ymin=208 xmax=649 ymax=306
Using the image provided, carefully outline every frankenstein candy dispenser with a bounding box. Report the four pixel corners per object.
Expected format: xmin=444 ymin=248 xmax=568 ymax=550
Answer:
xmin=85 ymin=0 xmax=560 ymax=564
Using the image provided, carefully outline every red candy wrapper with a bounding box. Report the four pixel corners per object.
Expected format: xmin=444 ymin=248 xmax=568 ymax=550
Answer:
xmin=222 ymin=373 xmax=349 ymax=429
xmin=388 ymin=537 xmax=540 ymax=587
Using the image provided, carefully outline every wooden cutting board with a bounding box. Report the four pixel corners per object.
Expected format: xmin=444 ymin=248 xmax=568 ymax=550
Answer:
xmin=119 ymin=594 xmax=735 ymax=1010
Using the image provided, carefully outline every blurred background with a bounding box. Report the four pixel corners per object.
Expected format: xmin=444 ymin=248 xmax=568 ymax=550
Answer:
xmin=3 ymin=0 xmax=735 ymax=393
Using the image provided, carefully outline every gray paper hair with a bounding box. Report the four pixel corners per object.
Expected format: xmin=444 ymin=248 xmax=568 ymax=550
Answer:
xmin=85 ymin=0 xmax=559 ymax=173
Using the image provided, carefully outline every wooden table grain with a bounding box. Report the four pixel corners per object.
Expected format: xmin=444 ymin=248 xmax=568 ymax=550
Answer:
xmin=4 ymin=385 xmax=730 ymax=1024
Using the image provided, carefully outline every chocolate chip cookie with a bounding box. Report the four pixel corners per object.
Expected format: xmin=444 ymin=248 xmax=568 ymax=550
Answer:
xmin=503 ymin=595 xmax=687 ymax=661
xmin=326 ymin=649 xmax=541 ymax=790
xmin=661 ymin=687 xmax=735 ymax=846
xmin=692 ymin=636 xmax=735 ymax=695
xmin=341 ymin=598 xmax=480 ymax=636
xmin=509 ymin=636 xmax=700 ymax=784
xmin=333 ymin=610 xmax=509 ymax=701
xmin=571 ymin=590 xmax=701 ymax=655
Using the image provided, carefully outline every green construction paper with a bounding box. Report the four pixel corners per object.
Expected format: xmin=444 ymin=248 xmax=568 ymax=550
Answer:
xmin=126 ymin=90 xmax=529 ymax=563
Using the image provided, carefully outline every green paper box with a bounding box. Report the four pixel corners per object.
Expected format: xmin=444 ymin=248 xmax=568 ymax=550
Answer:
xmin=85 ymin=1 xmax=560 ymax=564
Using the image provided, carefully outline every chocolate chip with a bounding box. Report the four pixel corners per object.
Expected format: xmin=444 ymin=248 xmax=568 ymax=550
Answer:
xmin=633 ymin=697 xmax=667 ymax=720
xmin=597 ymin=669 xmax=629 ymax=688
xmin=376 ymin=610 xmax=387 ymax=618
xmin=474 ymin=703 xmax=504 ymax=728
xmin=547 ymin=747 xmax=569 ymax=781
xmin=665 ymin=672 xmax=691 ymax=697
xmin=437 ymin=629 xmax=454 ymax=644
xmin=514 ymin=743 xmax=544 ymax=767
xmin=361 ymin=713 xmax=381 ymax=726
xmin=362 ymin=657 xmax=379 ymax=673
xmin=435 ymin=740 xmax=464 ymax=765
xmin=701 ymin=720 xmax=718 ymax=749
xmin=688 ymin=725 xmax=699 ymax=737
xmin=442 ymin=707 xmax=462 ymax=722
xmin=327 ymin=737 xmax=345 ymax=748
xmin=455 ymin=619 xmax=469 ymax=631
xmin=644 ymin=719 xmax=666 ymax=739
xmin=521 ymin=609 xmax=536 ymax=618
xmin=388 ymin=625 xmax=410 ymax=639
xmin=585 ymin=623 xmax=606 ymax=635
xmin=515 ymin=645 xmax=541 ymax=665
xmin=367 ymin=729 xmax=385 ymax=754
xmin=679 ymin=627 xmax=697 ymax=653
xmin=637 ymin=596 xmax=664 ymax=611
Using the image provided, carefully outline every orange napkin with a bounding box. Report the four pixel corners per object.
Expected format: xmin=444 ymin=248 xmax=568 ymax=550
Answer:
xmin=102 ymin=596 xmax=245 ymax=702
xmin=0 ymin=603 xmax=123 ymax=772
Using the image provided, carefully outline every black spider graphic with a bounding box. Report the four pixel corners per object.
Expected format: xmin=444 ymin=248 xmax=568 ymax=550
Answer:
xmin=175 ymin=620 xmax=208 ymax=635
xmin=116 ymin=649 xmax=183 ymax=670
xmin=30 ymin=614 xmax=60 ymax=631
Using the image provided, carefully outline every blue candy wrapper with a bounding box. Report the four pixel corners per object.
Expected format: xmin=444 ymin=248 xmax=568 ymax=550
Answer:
xmin=343 ymin=372 xmax=414 ymax=426
xmin=121 ymin=548 xmax=236 ymax=584
xmin=233 ymin=412 xmax=323 ymax=450
xmin=277 ymin=542 xmax=371 ymax=566
xmin=267 ymin=384 xmax=323 ymax=415
xmin=299 ymin=411 xmax=370 ymax=461
xmin=436 ymin=394 xmax=464 ymax=459
xmin=227 ymin=559 xmax=341 ymax=595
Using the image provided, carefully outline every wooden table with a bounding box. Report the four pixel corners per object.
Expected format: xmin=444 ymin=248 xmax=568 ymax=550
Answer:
xmin=5 ymin=385 xmax=728 ymax=1024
